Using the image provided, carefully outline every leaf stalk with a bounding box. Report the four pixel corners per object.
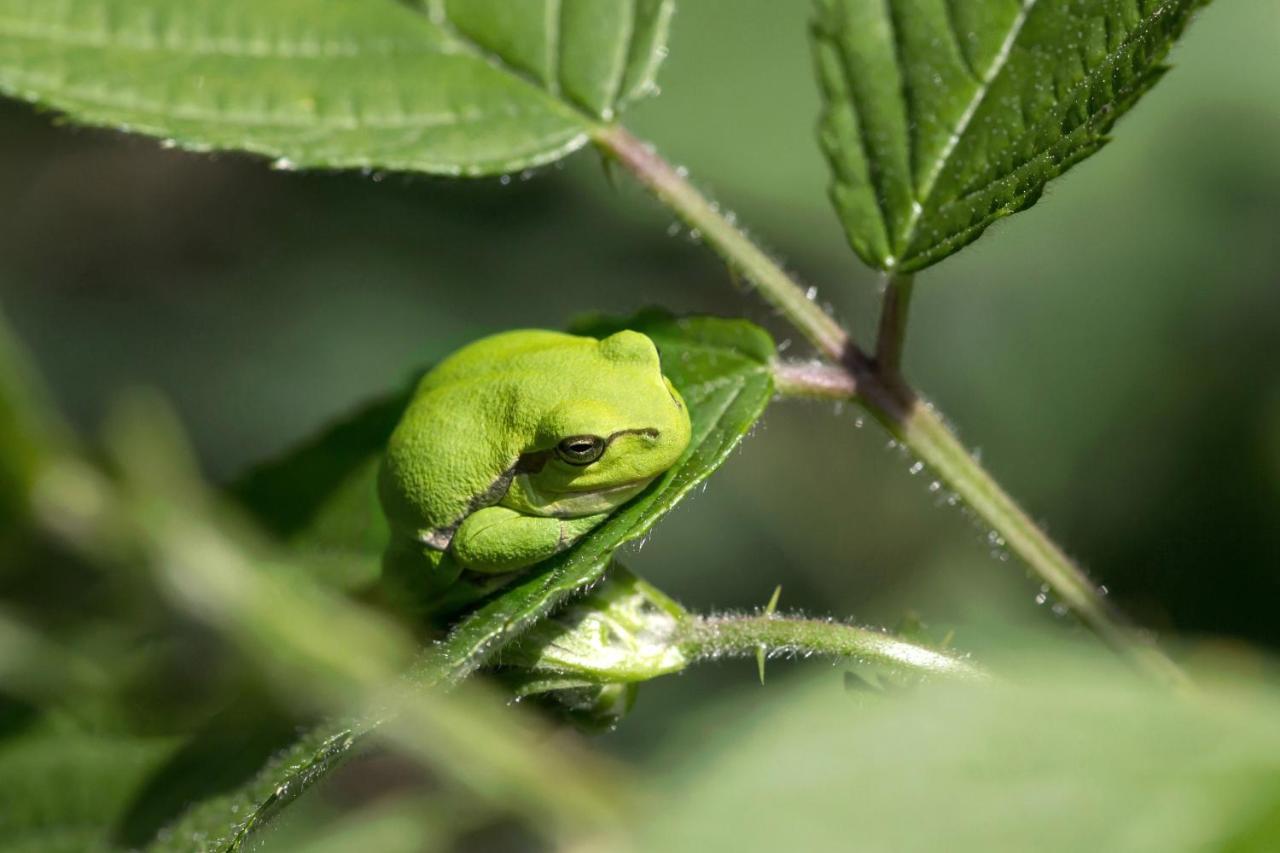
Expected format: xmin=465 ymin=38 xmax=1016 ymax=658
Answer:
xmin=875 ymin=272 xmax=915 ymax=375
xmin=681 ymin=613 xmax=986 ymax=682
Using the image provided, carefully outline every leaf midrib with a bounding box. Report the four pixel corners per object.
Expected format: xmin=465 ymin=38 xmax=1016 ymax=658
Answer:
xmin=893 ymin=0 xmax=1038 ymax=267
xmin=423 ymin=0 xmax=615 ymax=130
xmin=0 ymin=0 xmax=611 ymax=141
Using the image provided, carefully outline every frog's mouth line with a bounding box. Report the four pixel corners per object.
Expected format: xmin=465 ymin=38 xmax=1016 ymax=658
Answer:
xmin=541 ymin=477 xmax=656 ymax=498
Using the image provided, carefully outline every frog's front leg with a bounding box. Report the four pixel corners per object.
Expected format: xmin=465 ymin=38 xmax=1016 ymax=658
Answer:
xmin=451 ymin=507 xmax=609 ymax=573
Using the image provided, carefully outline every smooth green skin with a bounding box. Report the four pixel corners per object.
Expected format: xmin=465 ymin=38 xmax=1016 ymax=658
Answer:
xmin=379 ymin=329 xmax=691 ymax=587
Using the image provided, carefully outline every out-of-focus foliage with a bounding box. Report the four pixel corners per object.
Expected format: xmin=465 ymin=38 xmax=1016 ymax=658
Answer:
xmin=0 ymin=711 xmax=177 ymax=853
xmin=642 ymin=651 xmax=1280 ymax=851
xmin=0 ymin=0 xmax=672 ymax=174
xmin=814 ymin=0 xmax=1211 ymax=273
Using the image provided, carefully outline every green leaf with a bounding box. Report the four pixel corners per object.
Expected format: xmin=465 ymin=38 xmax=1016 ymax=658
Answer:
xmin=0 ymin=0 xmax=673 ymax=175
xmin=229 ymin=391 xmax=407 ymax=591
xmin=644 ymin=649 xmax=1280 ymax=851
xmin=0 ymin=713 xmax=177 ymax=853
xmin=813 ymin=0 xmax=1211 ymax=273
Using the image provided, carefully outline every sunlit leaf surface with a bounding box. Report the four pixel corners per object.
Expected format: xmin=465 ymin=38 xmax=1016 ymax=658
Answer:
xmin=0 ymin=0 xmax=673 ymax=175
xmin=813 ymin=0 xmax=1211 ymax=272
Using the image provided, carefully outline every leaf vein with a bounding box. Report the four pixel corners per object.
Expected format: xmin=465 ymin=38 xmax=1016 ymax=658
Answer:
xmin=819 ymin=17 xmax=894 ymax=264
xmin=901 ymin=0 xmax=1038 ymax=247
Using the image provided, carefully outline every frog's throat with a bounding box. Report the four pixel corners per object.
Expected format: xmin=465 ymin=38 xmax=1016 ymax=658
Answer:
xmin=502 ymin=473 xmax=656 ymax=518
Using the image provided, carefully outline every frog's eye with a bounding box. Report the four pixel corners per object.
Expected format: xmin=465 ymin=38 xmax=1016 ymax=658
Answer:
xmin=556 ymin=435 xmax=606 ymax=466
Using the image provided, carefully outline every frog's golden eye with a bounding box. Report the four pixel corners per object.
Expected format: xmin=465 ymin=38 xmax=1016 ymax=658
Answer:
xmin=556 ymin=435 xmax=606 ymax=466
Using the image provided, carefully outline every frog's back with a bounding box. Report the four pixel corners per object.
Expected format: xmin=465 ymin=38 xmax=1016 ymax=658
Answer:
xmin=419 ymin=330 xmax=591 ymax=392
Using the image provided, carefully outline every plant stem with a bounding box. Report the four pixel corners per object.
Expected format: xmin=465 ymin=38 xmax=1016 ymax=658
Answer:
xmin=593 ymin=125 xmax=849 ymax=361
xmin=875 ymin=272 xmax=915 ymax=375
xmin=681 ymin=613 xmax=986 ymax=681
xmin=852 ymin=372 xmax=1193 ymax=689
xmin=772 ymin=359 xmax=858 ymax=398
xmin=595 ymin=124 xmax=1189 ymax=687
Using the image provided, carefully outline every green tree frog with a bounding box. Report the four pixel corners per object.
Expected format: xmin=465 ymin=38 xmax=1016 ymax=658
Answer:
xmin=379 ymin=329 xmax=691 ymax=593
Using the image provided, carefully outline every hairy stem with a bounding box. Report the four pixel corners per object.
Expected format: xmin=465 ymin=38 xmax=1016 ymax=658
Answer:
xmin=595 ymin=124 xmax=1188 ymax=687
xmin=851 ymin=372 xmax=1193 ymax=689
xmin=593 ymin=125 xmax=849 ymax=361
xmin=875 ymin=272 xmax=915 ymax=374
xmin=680 ymin=613 xmax=986 ymax=681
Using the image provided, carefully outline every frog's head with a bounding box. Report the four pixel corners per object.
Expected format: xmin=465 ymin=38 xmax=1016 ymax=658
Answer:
xmin=506 ymin=330 xmax=692 ymax=517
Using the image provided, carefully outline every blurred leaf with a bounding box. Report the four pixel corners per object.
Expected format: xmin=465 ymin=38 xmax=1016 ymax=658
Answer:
xmin=0 ymin=308 xmax=65 ymax=547
xmin=644 ymin=650 xmax=1280 ymax=851
xmin=114 ymin=694 xmax=301 ymax=850
xmin=249 ymin=793 xmax=467 ymax=853
xmin=230 ymin=391 xmax=408 ymax=592
xmin=813 ymin=0 xmax=1210 ymax=273
xmin=0 ymin=712 xmax=177 ymax=853
xmin=0 ymin=0 xmax=672 ymax=175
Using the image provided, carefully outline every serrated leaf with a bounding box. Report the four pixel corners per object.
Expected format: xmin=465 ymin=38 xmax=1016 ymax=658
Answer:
xmin=0 ymin=0 xmax=673 ymax=175
xmin=813 ymin=0 xmax=1210 ymax=273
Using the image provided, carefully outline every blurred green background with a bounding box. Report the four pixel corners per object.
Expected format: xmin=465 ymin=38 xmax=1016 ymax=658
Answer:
xmin=1 ymin=0 xmax=1277 ymax=773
